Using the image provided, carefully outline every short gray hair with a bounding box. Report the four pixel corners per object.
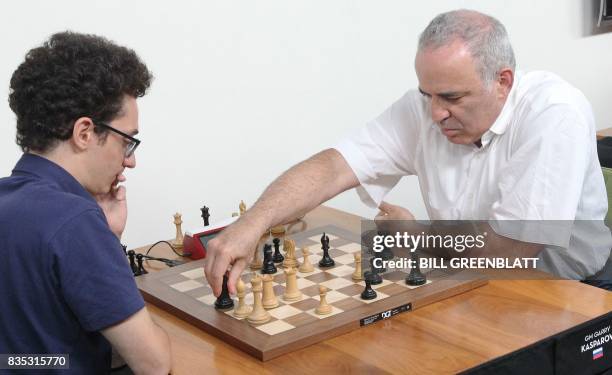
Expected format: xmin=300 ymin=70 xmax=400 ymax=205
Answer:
xmin=418 ymin=10 xmax=516 ymax=84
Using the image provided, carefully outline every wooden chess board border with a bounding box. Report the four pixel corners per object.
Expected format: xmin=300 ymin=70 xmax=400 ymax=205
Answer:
xmin=136 ymin=224 xmax=488 ymax=361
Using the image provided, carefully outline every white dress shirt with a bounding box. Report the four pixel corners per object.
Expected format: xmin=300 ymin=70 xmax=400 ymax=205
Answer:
xmin=335 ymin=71 xmax=611 ymax=279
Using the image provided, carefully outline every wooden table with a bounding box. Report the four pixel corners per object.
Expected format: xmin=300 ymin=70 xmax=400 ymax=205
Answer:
xmin=139 ymin=206 xmax=612 ymax=374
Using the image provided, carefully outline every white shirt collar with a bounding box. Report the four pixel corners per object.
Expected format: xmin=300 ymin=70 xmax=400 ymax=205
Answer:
xmin=480 ymin=71 xmax=522 ymax=148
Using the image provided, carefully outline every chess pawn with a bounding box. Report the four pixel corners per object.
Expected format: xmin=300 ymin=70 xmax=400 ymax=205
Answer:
xmin=272 ymin=238 xmax=284 ymax=263
xmin=214 ymin=274 xmax=234 ymax=310
xmin=298 ymin=247 xmax=314 ymax=273
xmin=127 ymin=250 xmax=138 ymax=275
xmin=282 ymin=239 xmax=298 ymax=268
xmin=135 ymin=253 xmax=148 ymax=275
xmin=261 ymin=244 xmax=277 ymax=274
xmin=315 ymin=285 xmax=332 ymax=315
xmin=368 ymin=257 xmax=383 ymax=285
xmin=261 ymin=274 xmax=279 ymax=309
xmin=361 ymin=277 xmax=377 ymax=300
xmin=282 ymin=267 xmax=302 ymax=302
xmin=249 ymin=244 xmax=263 ymax=270
xmin=247 ymin=276 xmax=271 ymax=325
xmin=233 ymin=278 xmax=252 ymax=318
xmin=352 ymin=253 xmax=363 ymax=281
xmin=172 ymin=213 xmax=184 ymax=250
xmin=406 ymin=251 xmax=427 ymax=286
xmin=239 ymin=200 xmax=247 ymax=215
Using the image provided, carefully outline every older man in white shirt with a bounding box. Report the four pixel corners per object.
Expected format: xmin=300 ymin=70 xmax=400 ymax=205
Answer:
xmin=205 ymin=9 xmax=612 ymax=295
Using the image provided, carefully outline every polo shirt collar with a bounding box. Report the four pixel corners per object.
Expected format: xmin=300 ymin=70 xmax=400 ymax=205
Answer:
xmin=12 ymin=153 xmax=96 ymax=203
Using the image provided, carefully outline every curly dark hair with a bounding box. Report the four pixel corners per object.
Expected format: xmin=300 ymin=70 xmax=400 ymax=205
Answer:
xmin=8 ymin=31 xmax=153 ymax=153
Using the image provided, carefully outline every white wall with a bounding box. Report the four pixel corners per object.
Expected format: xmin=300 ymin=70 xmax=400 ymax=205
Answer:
xmin=1 ymin=1 xmax=611 ymax=248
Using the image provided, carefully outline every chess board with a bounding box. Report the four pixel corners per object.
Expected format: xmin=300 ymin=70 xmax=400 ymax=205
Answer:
xmin=136 ymin=225 xmax=487 ymax=361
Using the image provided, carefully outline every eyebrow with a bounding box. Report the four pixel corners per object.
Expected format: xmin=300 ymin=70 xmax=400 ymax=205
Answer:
xmin=129 ymin=130 xmax=139 ymax=136
xmin=418 ymin=87 xmax=468 ymax=99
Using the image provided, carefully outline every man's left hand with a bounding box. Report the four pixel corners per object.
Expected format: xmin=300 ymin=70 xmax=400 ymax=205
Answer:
xmin=95 ymin=174 xmax=128 ymax=239
xmin=375 ymin=201 xmax=415 ymax=221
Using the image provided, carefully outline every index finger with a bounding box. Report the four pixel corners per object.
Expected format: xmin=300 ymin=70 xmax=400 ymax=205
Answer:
xmin=378 ymin=201 xmax=393 ymax=213
xmin=204 ymin=248 xmax=218 ymax=292
xmin=227 ymin=258 xmax=248 ymax=295
xmin=208 ymin=252 xmax=232 ymax=297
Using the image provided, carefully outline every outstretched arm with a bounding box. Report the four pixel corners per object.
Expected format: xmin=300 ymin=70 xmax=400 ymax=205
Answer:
xmin=205 ymin=148 xmax=359 ymax=296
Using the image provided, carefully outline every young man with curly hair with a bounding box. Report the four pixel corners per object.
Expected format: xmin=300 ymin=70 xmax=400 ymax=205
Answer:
xmin=0 ymin=32 xmax=171 ymax=374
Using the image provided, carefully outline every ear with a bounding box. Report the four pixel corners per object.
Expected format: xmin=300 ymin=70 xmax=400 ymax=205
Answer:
xmin=71 ymin=117 xmax=96 ymax=152
xmin=496 ymin=68 xmax=514 ymax=99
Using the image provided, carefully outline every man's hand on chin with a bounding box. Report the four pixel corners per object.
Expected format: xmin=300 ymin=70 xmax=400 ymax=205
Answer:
xmin=95 ymin=174 xmax=128 ymax=239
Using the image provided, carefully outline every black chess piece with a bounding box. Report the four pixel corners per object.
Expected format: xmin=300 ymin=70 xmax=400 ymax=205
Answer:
xmin=321 ymin=232 xmax=330 ymax=249
xmin=200 ymin=205 xmax=210 ymax=226
xmin=380 ymin=243 xmax=394 ymax=261
xmin=127 ymin=250 xmax=138 ymax=275
xmin=318 ymin=232 xmax=335 ymax=267
xmin=360 ymin=275 xmax=377 ymax=300
xmin=406 ymin=251 xmax=426 ymax=286
xmin=362 ymin=230 xmax=377 ymax=255
xmin=366 ymin=264 xmax=383 ymax=285
xmin=136 ymin=253 xmax=148 ymax=276
xmin=372 ymin=252 xmax=386 ymax=273
xmin=261 ymin=244 xmax=277 ymax=274
xmin=272 ymin=238 xmax=284 ymax=263
xmin=215 ymin=274 xmax=235 ymax=310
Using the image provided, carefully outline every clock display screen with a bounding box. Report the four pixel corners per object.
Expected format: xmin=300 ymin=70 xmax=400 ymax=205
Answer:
xmin=198 ymin=232 xmax=220 ymax=249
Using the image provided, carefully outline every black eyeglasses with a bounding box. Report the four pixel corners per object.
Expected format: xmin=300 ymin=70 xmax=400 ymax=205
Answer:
xmin=94 ymin=122 xmax=141 ymax=158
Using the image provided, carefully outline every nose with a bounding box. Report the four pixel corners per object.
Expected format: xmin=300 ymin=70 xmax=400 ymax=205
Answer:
xmin=123 ymin=153 xmax=136 ymax=169
xmin=430 ymin=96 xmax=450 ymax=124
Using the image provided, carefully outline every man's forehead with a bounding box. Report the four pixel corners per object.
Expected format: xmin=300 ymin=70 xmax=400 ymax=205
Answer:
xmin=415 ymin=42 xmax=482 ymax=92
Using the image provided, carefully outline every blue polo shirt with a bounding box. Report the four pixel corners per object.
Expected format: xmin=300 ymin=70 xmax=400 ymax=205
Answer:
xmin=0 ymin=154 xmax=145 ymax=373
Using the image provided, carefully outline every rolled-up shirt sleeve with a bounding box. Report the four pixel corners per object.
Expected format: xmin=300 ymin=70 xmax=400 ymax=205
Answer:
xmin=334 ymin=90 xmax=426 ymax=208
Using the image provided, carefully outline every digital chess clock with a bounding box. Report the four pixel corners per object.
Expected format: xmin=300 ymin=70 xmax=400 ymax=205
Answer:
xmin=183 ymin=216 xmax=238 ymax=260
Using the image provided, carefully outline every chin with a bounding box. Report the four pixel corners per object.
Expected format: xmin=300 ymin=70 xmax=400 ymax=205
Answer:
xmin=446 ymin=135 xmax=470 ymax=145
